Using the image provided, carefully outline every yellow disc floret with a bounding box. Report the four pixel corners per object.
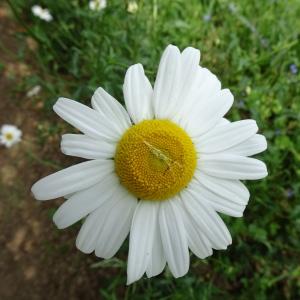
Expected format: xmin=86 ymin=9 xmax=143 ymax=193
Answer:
xmin=5 ymin=133 xmax=13 ymax=141
xmin=115 ymin=120 xmax=197 ymax=201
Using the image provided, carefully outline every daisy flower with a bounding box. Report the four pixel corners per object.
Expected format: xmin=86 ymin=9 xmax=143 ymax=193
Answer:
xmin=89 ymin=0 xmax=107 ymax=11
xmin=31 ymin=5 xmax=53 ymax=22
xmin=0 ymin=124 xmax=22 ymax=148
xmin=31 ymin=45 xmax=268 ymax=284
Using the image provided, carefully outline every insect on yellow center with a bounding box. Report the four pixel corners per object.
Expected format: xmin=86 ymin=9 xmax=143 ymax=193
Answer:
xmin=5 ymin=133 xmax=14 ymax=141
xmin=115 ymin=120 xmax=197 ymax=201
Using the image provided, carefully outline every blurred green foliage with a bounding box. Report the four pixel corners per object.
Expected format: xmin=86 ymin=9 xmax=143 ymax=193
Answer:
xmin=8 ymin=0 xmax=300 ymax=299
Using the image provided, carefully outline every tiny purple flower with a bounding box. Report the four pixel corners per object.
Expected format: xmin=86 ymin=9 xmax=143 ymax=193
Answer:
xmin=236 ymin=100 xmax=245 ymax=108
xmin=203 ymin=14 xmax=211 ymax=22
xmin=274 ymin=129 xmax=281 ymax=136
xmin=286 ymin=188 xmax=294 ymax=199
xmin=289 ymin=64 xmax=298 ymax=75
xmin=260 ymin=38 xmax=269 ymax=48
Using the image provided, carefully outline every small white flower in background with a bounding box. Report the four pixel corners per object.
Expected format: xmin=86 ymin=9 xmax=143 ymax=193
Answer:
xmin=127 ymin=1 xmax=138 ymax=13
xmin=89 ymin=0 xmax=107 ymax=11
xmin=0 ymin=125 xmax=22 ymax=148
xmin=31 ymin=5 xmax=53 ymax=22
xmin=26 ymin=85 xmax=41 ymax=98
xmin=32 ymin=45 xmax=268 ymax=284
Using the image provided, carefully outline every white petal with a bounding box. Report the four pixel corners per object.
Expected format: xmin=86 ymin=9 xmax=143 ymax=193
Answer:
xmin=77 ymin=185 xmax=136 ymax=255
xmin=175 ymin=67 xmax=221 ymax=128
xmin=61 ymin=134 xmax=116 ymax=159
xmin=185 ymin=88 xmax=234 ymax=137
xmin=194 ymin=171 xmax=249 ymax=205
xmin=216 ymin=118 xmax=230 ymax=126
xmin=146 ymin=203 xmax=166 ymax=278
xmin=123 ymin=64 xmax=154 ymax=124
xmin=53 ymin=173 xmax=118 ymax=229
xmin=170 ymin=47 xmax=201 ymax=120
xmin=76 ymin=202 xmax=111 ymax=254
xmin=127 ymin=201 xmax=158 ymax=285
xmin=223 ymin=134 xmax=267 ymax=156
xmin=180 ymin=48 xmax=201 ymax=78
xmin=181 ymin=189 xmax=232 ymax=250
xmin=180 ymin=47 xmax=201 ymax=79
xmin=31 ymin=159 xmax=114 ymax=200
xmin=179 ymin=197 xmax=213 ymax=258
xmin=195 ymin=120 xmax=258 ymax=153
xmin=189 ymin=179 xmax=246 ymax=217
xmin=91 ymin=87 xmax=131 ymax=132
xmin=53 ymin=97 xmax=120 ymax=141
xmin=95 ymin=187 xmax=137 ymax=259
xmin=159 ymin=197 xmax=189 ymax=278
xmin=198 ymin=153 xmax=268 ymax=180
xmin=194 ymin=68 xmax=222 ymax=104
xmin=153 ymin=45 xmax=181 ymax=119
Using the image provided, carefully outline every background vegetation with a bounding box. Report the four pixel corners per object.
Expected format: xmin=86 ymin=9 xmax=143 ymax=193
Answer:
xmin=4 ymin=0 xmax=300 ymax=299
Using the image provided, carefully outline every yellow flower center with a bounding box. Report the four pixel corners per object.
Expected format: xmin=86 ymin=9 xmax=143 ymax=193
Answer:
xmin=115 ymin=120 xmax=197 ymax=201
xmin=5 ymin=133 xmax=13 ymax=141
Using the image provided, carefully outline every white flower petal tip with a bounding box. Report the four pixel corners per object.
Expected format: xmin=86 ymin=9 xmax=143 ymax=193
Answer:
xmin=94 ymin=190 xmax=137 ymax=259
xmin=199 ymin=154 xmax=268 ymax=180
xmin=52 ymin=174 xmax=118 ymax=229
xmin=159 ymin=198 xmax=190 ymax=278
xmin=53 ymin=97 xmax=122 ymax=141
xmin=181 ymin=47 xmax=201 ymax=68
xmin=126 ymin=201 xmax=158 ymax=284
xmin=181 ymin=190 xmax=232 ymax=250
xmin=126 ymin=275 xmax=146 ymax=286
xmin=255 ymin=134 xmax=268 ymax=153
xmin=91 ymin=87 xmax=131 ymax=132
xmin=123 ymin=63 xmax=154 ymax=124
xmin=190 ymin=173 xmax=250 ymax=218
xmin=184 ymin=88 xmax=234 ymax=137
xmin=196 ymin=120 xmax=258 ymax=153
xmin=165 ymin=44 xmax=180 ymax=51
xmin=222 ymin=134 xmax=268 ymax=156
xmin=153 ymin=45 xmax=182 ymax=119
xmin=31 ymin=160 xmax=114 ymax=201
